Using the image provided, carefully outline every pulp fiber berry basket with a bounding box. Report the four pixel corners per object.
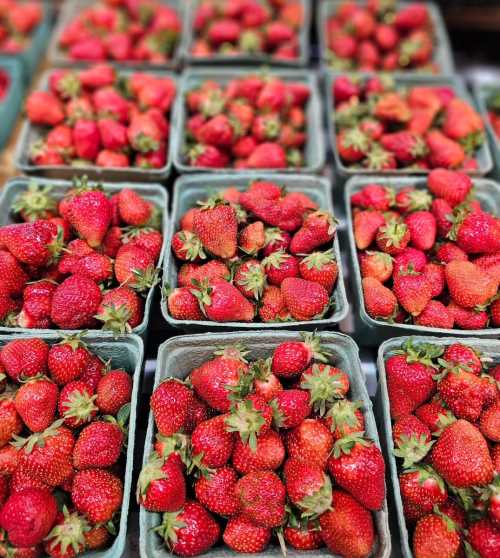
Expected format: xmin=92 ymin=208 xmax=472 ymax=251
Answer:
xmin=0 ymin=331 xmax=144 ymax=558
xmin=0 ymin=176 xmax=169 ymax=339
xmin=139 ymin=330 xmax=392 ymax=558
xmin=473 ymin=82 xmax=500 ymax=181
xmin=376 ymin=335 xmax=500 ymax=558
xmin=0 ymin=59 xmax=24 ymax=149
xmin=14 ymin=69 xmax=179 ymax=183
xmin=318 ymin=1 xmax=454 ymax=76
xmin=326 ymin=73 xmax=494 ymax=178
xmin=0 ymin=0 xmax=52 ymax=82
xmin=172 ymin=67 xmax=326 ymax=174
xmin=161 ymin=173 xmax=349 ymax=331
xmin=344 ymin=174 xmax=500 ymax=346
xmin=47 ymin=0 xmax=186 ymax=71
xmin=182 ymin=0 xmax=311 ymax=67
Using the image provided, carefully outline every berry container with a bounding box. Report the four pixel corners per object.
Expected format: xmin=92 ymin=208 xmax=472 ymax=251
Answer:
xmin=0 ymin=59 xmax=24 ymax=149
xmin=172 ymin=67 xmax=326 ymax=174
xmin=139 ymin=330 xmax=391 ymax=558
xmin=376 ymin=335 xmax=500 ymax=558
xmin=344 ymin=174 xmax=500 ymax=346
xmin=473 ymin=82 xmax=500 ymax=181
xmin=161 ymin=172 xmax=348 ymax=331
xmin=14 ymin=68 xmax=179 ymax=182
xmin=0 ymin=176 xmax=169 ymax=339
xmin=0 ymin=330 xmax=144 ymax=558
xmin=183 ymin=0 xmax=311 ymax=67
xmin=326 ymin=73 xmax=493 ymax=178
xmin=318 ymin=1 xmax=454 ymax=76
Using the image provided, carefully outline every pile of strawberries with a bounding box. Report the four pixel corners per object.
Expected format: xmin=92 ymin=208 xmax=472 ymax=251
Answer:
xmin=352 ymin=169 xmax=500 ymax=330
xmin=0 ymin=177 xmax=164 ymax=333
xmin=0 ymin=0 xmax=42 ymax=54
xmin=324 ymin=1 xmax=439 ymax=72
xmin=25 ymin=64 xmax=176 ymax=169
xmin=0 ymin=335 xmax=133 ymax=557
xmin=137 ymin=335 xmax=386 ymax=556
xmin=57 ymin=0 xmax=181 ymax=64
xmin=190 ymin=0 xmax=304 ymax=61
xmin=183 ymin=73 xmax=311 ymax=169
xmin=487 ymin=90 xmax=500 ymax=141
xmin=384 ymin=339 xmax=500 ymax=558
xmin=333 ymin=75 xmax=485 ymax=171
xmin=167 ymin=180 xmax=339 ymax=324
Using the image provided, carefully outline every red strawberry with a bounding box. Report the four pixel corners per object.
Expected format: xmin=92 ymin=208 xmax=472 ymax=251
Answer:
xmin=198 ymin=114 xmax=234 ymax=148
xmin=381 ymin=131 xmax=427 ymax=164
xmin=376 ymin=220 xmax=410 ymax=255
xmin=435 ymin=242 xmax=468 ymax=264
xmin=271 ymin=332 xmax=328 ymax=379
xmin=290 ymin=211 xmax=336 ymax=255
xmin=262 ymin=250 xmax=299 ymax=286
xmin=48 ymin=334 xmax=90 ymax=387
xmin=468 ymin=518 xmax=500 ymax=558
xmin=96 ymin=286 xmax=144 ymax=333
xmin=362 ymin=276 xmax=397 ymax=319
xmin=353 ymin=210 xmax=385 ymax=250
xmin=281 ymin=277 xmax=330 ymax=321
xmin=359 ymin=251 xmax=393 ymax=282
xmin=234 ymin=260 xmax=265 ymax=300
xmin=258 ymin=285 xmax=289 ymax=322
xmin=426 ymin=130 xmax=465 ymax=169
xmin=223 ymin=514 xmax=270 ymax=553
xmin=117 ymin=189 xmax=152 ymax=227
xmin=238 ymin=221 xmax=265 ymax=255
xmin=65 ymin=186 xmax=111 ymax=247
xmin=232 ymin=429 xmax=285 ymax=475
xmin=26 ymin=91 xmax=65 ymax=126
xmin=73 ymin=420 xmax=124 ymax=470
xmin=0 ymin=396 xmax=22 ymax=448
xmin=405 ymin=211 xmax=437 ymax=251
xmin=0 ymin=338 xmax=48 ymax=382
xmin=393 ymin=268 xmax=432 ymax=316
xmin=415 ymin=300 xmax=454 ymax=329
xmin=96 ymin=369 xmax=132 ymax=415
xmin=14 ymin=376 xmax=58 ymax=433
xmin=150 ymin=379 xmax=194 ymax=437
xmin=415 ymin=400 xmax=456 ymax=435
xmin=413 ymin=510 xmax=461 ymax=558
xmin=193 ymin=200 xmax=237 ymax=259
xmin=171 ymin=230 xmax=206 ymax=262
xmin=325 ymin=399 xmax=365 ymax=440
xmin=114 ymin=244 xmax=158 ymax=292
xmin=337 ymin=128 xmax=370 ymax=163
xmin=393 ymin=247 xmax=427 ymax=275
xmin=191 ymin=415 xmax=234 ymax=469
xmin=236 ymin=470 xmax=285 ymax=528
xmin=286 ymin=418 xmax=333 ymax=470
xmin=72 ymin=468 xmax=122 ymax=523
xmin=451 ymin=209 xmax=500 ymax=255
xmin=428 ymin=169 xmax=472 ymax=207
xmin=393 ymin=414 xmax=433 ymax=467
xmin=50 ymin=274 xmax=102 ymax=329
xmin=351 ymin=184 xmax=394 ymax=211
xmin=445 ymin=260 xmax=498 ymax=308
xmin=167 ymin=287 xmax=204 ymax=321
xmin=192 ymin=279 xmax=254 ymax=322
xmin=58 ymin=380 xmax=97 ymax=428
xmin=247 ymin=142 xmax=287 ymax=169
xmin=195 ymin=465 xmax=240 ymax=517
xmin=448 ymin=301 xmax=489 ymax=330
xmin=188 ymin=144 xmax=229 ymax=168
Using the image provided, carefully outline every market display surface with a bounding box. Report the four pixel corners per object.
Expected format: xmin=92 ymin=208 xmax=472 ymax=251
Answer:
xmin=0 ymin=1 xmax=497 ymax=558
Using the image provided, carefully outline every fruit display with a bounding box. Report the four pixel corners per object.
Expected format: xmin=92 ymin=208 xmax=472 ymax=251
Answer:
xmin=165 ymin=177 xmax=345 ymax=325
xmin=0 ymin=0 xmax=43 ymax=55
xmin=138 ymin=333 xmax=388 ymax=557
xmin=0 ymin=333 xmax=138 ymax=558
xmin=0 ymin=176 xmax=166 ymax=333
xmin=348 ymin=169 xmax=500 ymax=332
xmin=22 ymin=64 xmax=176 ymax=171
xmin=331 ymin=74 xmax=488 ymax=173
xmin=486 ymin=89 xmax=500 ymax=142
xmin=55 ymin=0 xmax=182 ymax=65
xmin=187 ymin=0 xmax=307 ymax=63
xmin=379 ymin=337 xmax=500 ymax=558
xmin=177 ymin=71 xmax=322 ymax=171
xmin=321 ymin=1 xmax=448 ymax=73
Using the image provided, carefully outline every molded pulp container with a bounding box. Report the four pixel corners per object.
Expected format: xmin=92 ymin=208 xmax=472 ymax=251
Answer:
xmin=344 ymin=175 xmax=500 ymax=345
xmin=14 ymin=69 xmax=179 ymax=182
xmin=140 ymin=330 xmax=392 ymax=558
xmin=0 ymin=331 xmax=144 ymax=558
xmin=172 ymin=67 xmax=325 ymax=174
xmin=318 ymin=1 xmax=454 ymax=76
xmin=0 ymin=0 xmax=52 ymax=82
xmin=48 ymin=0 xmax=186 ymax=70
xmin=161 ymin=173 xmax=349 ymax=331
xmin=0 ymin=176 xmax=169 ymax=339
xmin=473 ymin=82 xmax=500 ymax=180
xmin=0 ymin=59 xmax=24 ymax=149
xmin=183 ymin=0 xmax=311 ymax=67
xmin=325 ymin=73 xmax=493 ymax=178
xmin=376 ymin=335 xmax=500 ymax=558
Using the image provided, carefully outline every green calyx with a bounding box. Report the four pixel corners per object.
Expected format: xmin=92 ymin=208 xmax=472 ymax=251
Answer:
xmin=134 ymin=133 xmax=160 ymax=154
xmin=239 ymin=30 xmax=261 ymax=53
xmin=394 ymin=434 xmax=434 ymax=468
xmin=11 ymin=418 xmax=65 ymax=452
xmin=136 ymin=452 xmax=168 ymax=499
xmin=301 ymin=332 xmax=331 ymax=363
xmin=460 ymin=131 xmax=484 ymax=155
xmin=325 ymin=399 xmax=363 ymax=435
xmin=379 ymin=220 xmax=408 ymax=248
xmin=262 ymin=249 xmax=290 ymax=270
xmin=264 ymin=227 xmax=285 ymax=246
xmin=95 ymin=303 xmax=133 ymax=335
xmin=130 ymin=265 xmax=160 ymax=292
xmin=300 ymin=364 xmax=344 ymax=416
xmin=393 ymin=338 xmax=444 ymax=368
xmin=287 ymin=148 xmax=303 ymax=167
xmin=155 ymin=433 xmax=190 ymax=466
xmin=333 ymin=432 xmax=371 ymax=459
xmin=300 ymin=249 xmax=336 ymax=271
xmin=236 ymin=263 xmax=265 ymax=299
xmin=213 ymin=342 xmax=249 ymax=363
xmin=200 ymin=90 xmax=226 ymax=118
xmin=44 ymin=506 xmax=89 ymax=556
xmin=298 ymin=473 xmax=333 ymax=519
xmin=154 ymin=510 xmax=187 ymax=548
xmin=176 ymin=230 xmax=206 ymax=261
xmin=224 ymin=399 xmax=266 ymax=452
xmin=58 ymin=72 xmax=82 ymax=99
xmin=47 ymin=226 xmax=65 ymax=265
xmin=342 ymin=127 xmax=371 ymax=152
xmin=364 ymin=146 xmax=393 ymax=170
xmin=57 ymin=331 xmax=88 ymax=351
xmin=263 ymin=116 xmax=281 ymax=139
xmin=334 ymin=97 xmax=368 ymax=128
xmin=62 ymin=387 xmax=97 ymax=424
xmin=400 ymin=189 xmax=432 ymax=212
xmin=12 ymin=180 xmax=57 ymax=221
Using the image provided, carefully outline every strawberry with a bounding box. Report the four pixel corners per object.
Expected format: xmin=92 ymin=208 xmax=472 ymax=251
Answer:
xmin=393 ymin=247 xmax=427 ymax=275
xmin=428 ymin=169 xmax=472 ymax=207
xmin=281 ymin=277 xmax=330 ymax=321
xmin=198 ymin=114 xmax=235 ymax=148
xmin=26 ymin=91 xmax=65 ymax=126
xmin=353 ymin=210 xmax=385 ymax=250
xmin=188 ymin=144 xmax=229 ymax=168
xmin=171 ymin=230 xmax=206 ymax=262
xmin=73 ymin=420 xmax=124 ymax=469
xmin=399 ymin=465 xmax=447 ymax=520
xmin=451 ymin=209 xmax=500 ymax=255
xmin=480 ymin=403 xmax=500 ymax=442
xmin=351 ymin=184 xmax=394 ymax=211
xmin=393 ymin=268 xmax=432 ymax=316
xmin=167 ymin=287 xmax=204 ymax=321
xmin=192 ymin=279 xmax=254 ymax=322
xmin=376 ymin=220 xmax=410 ymax=255
xmin=271 ymin=332 xmax=328 ymax=379
xmin=443 ymin=98 xmax=484 ymax=148
xmin=96 ymin=369 xmax=132 ymax=415
xmin=137 ymin=453 xmax=186 ymax=512
xmin=72 ymin=468 xmax=123 ymax=523
xmin=258 ymin=285 xmax=289 ymax=322
xmin=232 ymin=429 xmax=285 ymax=475
xmin=48 ymin=334 xmax=90 ymax=386
xmin=415 ymin=400 xmax=456 ymax=435
xmin=413 ymin=510 xmax=461 ymax=558
xmin=286 ymin=418 xmax=333 ymax=470
xmin=65 ymin=186 xmax=111 ymax=247
xmin=191 ymin=415 xmax=234 ymax=468
xmin=337 ymin=127 xmax=370 ymax=162
xmin=58 ymin=380 xmax=97 ymax=428
xmin=360 ymin=251 xmax=393 ymax=282
xmin=290 ymin=211 xmax=336 ymax=255
xmin=437 ymin=364 xmax=485 ymax=422
xmin=0 ymin=488 xmax=57 ymax=548
xmin=114 ymin=244 xmax=158 ymax=292
xmin=393 ymin=413 xmax=433 ymax=468
xmin=223 ymin=515 xmax=270 ymax=553
xmin=96 ymin=286 xmax=144 ymax=333
xmin=11 ymin=182 xmax=58 ymax=223
xmin=405 ymin=211 xmax=437 ymax=251
xmin=44 ymin=508 xmax=89 ymax=558
xmin=443 ymin=343 xmax=483 ymax=375
xmin=246 ymin=142 xmax=288 ymax=169
xmin=468 ymin=519 xmax=500 ymax=558
xmin=124 ymin=228 xmax=163 ymax=261
xmin=395 ymin=187 xmax=432 ymax=213
xmin=236 ymin=470 xmax=285 ymax=528
xmin=271 ymin=388 xmax=311 ymax=429
xmin=436 ymin=242 xmax=468 ymax=264
xmin=301 ymin=363 xmax=349 ymax=415
xmin=445 ymin=260 xmax=498 ymax=308
xmin=415 ymin=300 xmax=454 ymax=329
xmin=154 ymin=501 xmax=220 ymax=557
xmin=448 ymin=301 xmax=489 ymax=330
xmin=238 ymin=221 xmax=265 ymax=255
xmin=193 ymin=199 xmax=237 ymax=259
xmin=0 ymin=338 xmax=48 ymax=381
xmin=381 ymin=131 xmax=427 ymax=164
xmin=195 ymin=465 xmax=240 ymax=517
xmin=14 ymin=376 xmax=58 ymax=433
xmin=319 ymin=490 xmax=375 ymax=558
xmin=284 ymin=457 xmax=332 ymax=516
xmin=234 ymin=260 xmax=265 ymax=300
xmin=96 ymin=149 xmax=130 ymax=168
xmin=117 ymin=189 xmax=152 ymax=227
xmin=362 ymin=276 xmax=398 ymax=319
xmin=426 ymin=130 xmax=465 ymax=169
xmin=73 ymin=119 xmax=100 ymax=161
xmin=150 ymin=379 xmax=194 ymax=437
xmin=0 ymin=396 xmax=22 ymax=448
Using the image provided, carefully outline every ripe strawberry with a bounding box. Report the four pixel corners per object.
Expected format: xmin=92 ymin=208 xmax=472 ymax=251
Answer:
xmin=286 ymin=418 xmax=333 ymax=470
xmin=0 ymin=250 xmax=28 ymax=296
xmin=192 ymin=279 xmax=255 ymax=322
xmin=73 ymin=420 xmax=124 ymax=469
xmin=44 ymin=508 xmax=89 ymax=558
xmin=72 ymin=468 xmax=123 ymax=523
xmin=246 ymin=142 xmax=287 ymax=169
xmin=300 ymin=363 xmax=348 ymax=415
xmin=48 ymin=334 xmax=91 ymax=386
xmin=353 ymin=210 xmax=385 ymax=251
xmin=117 ymin=189 xmax=152 ymax=227
xmin=281 ymin=277 xmax=330 ymax=321
xmin=393 ymin=268 xmax=432 ymax=316
xmin=193 ymin=199 xmax=237 ymax=259
xmin=272 ymin=388 xmax=311 ymax=429
xmin=319 ymin=490 xmax=375 ymax=558
xmin=239 ymin=221 xmax=265 ymax=255
xmin=362 ymin=276 xmax=397 ymax=319
xmin=96 ymin=369 xmax=132 ymax=415
xmin=415 ymin=300 xmax=454 ymax=329
xmin=150 ymin=379 xmax=194 ymax=437
xmin=393 ymin=247 xmax=427 ymax=275
xmin=432 ymin=198 xmax=454 ymax=238
xmin=96 ymin=286 xmax=144 ymax=333
xmin=262 ymin=250 xmax=299 ymax=286
xmin=452 ymin=209 xmax=500 ymax=255
xmin=0 ymin=338 xmax=49 ymax=381
xmin=223 ymin=514 xmax=271 ymax=553
xmin=351 ymin=184 xmax=394 ymax=211
xmin=284 ymin=520 xmax=323 ymax=550
xmin=445 ymin=260 xmax=498 ymax=308
xmin=0 ymin=396 xmax=22 ymax=448
xmin=443 ymin=343 xmax=483 ymax=375
xmin=232 ymin=429 xmax=285 ymax=474
xmin=65 ymin=186 xmax=111 ymax=247
xmin=448 ymin=301 xmax=489 ymax=330
xmin=381 ymin=131 xmax=427 ymax=164
xmin=428 ymin=169 xmax=472 ymax=207
xmin=225 ymin=394 xmax=272 ymax=450
xmin=198 ymin=114 xmax=234 ymax=148
xmin=258 ymin=284 xmax=289 ymax=322
xmin=376 ymin=220 xmax=410 ymax=255
xmin=137 ymin=453 xmax=186 ymax=513
xmin=413 ymin=510 xmax=461 ymax=558
xmin=58 ymin=380 xmax=97 ymax=428
xmin=468 ymin=518 xmax=500 ymax=558
xmin=271 ymin=332 xmax=327 ymax=379
xmin=360 ymin=251 xmax=393 ymax=282
xmin=480 ymin=403 xmax=500 ymax=442
xmin=0 ymin=488 xmax=57 ymax=548
xmin=167 ymin=287 xmax=204 ymax=321
xmin=404 ymin=211 xmax=437 ymax=252
xmin=171 ymin=230 xmax=206 ymax=262
xmin=234 ymin=260 xmax=265 ymax=300
xmin=436 ymin=242 xmax=468 ymax=264
xmin=154 ymin=501 xmax=220 ymax=557
xmin=114 ymin=244 xmax=158 ymax=292
xmin=399 ymin=465 xmax=447 ymax=520
xmin=191 ymin=415 xmax=234 ymax=469
xmin=393 ymin=413 xmax=433 ymax=468
xmin=415 ymin=401 xmax=456 ymax=435
xmin=14 ymin=376 xmax=58 ymax=433
xmin=188 ymin=144 xmax=229 ymax=168
xmin=337 ymin=127 xmax=370 ymax=162
xmin=26 ymin=91 xmax=65 ymax=126
xmin=284 ymin=457 xmax=332 ymax=516
xmin=426 ymin=130 xmax=465 ymax=169
xmin=195 ymin=465 xmax=240 ymax=517
xmin=73 ymin=119 xmax=101 ymax=161
xmin=290 ymin=211 xmax=336 ymax=255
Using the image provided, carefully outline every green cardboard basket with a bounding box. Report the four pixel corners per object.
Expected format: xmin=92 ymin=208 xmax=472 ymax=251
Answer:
xmin=473 ymin=82 xmax=500 ymax=181
xmin=172 ymin=67 xmax=325 ymax=174
xmin=161 ymin=173 xmax=348 ymax=331
xmin=14 ymin=69 xmax=179 ymax=183
xmin=344 ymin=175 xmax=500 ymax=346
xmin=326 ymin=73 xmax=494 ymax=178
xmin=318 ymin=1 xmax=454 ymax=76
xmin=0 ymin=331 xmax=144 ymax=558
xmin=140 ymin=330 xmax=392 ymax=558
xmin=0 ymin=59 xmax=24 ymax=149
xmin=376 ymin=335 xmax=500 ymax=558
xmin=0 ymin=176 xmax=169 ymax=339
xmin=183 ymin=0 xmax=311 ymax=67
